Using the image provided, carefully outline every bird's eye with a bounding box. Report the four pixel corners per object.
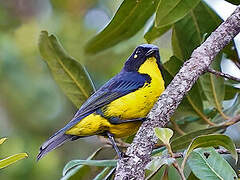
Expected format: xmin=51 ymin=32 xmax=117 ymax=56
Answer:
xmin=134 ymin=49 xmax=141 ymax=58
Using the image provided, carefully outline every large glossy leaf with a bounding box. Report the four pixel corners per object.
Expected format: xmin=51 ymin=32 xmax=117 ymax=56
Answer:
xmin=199 ymin=55 xmax=225 ymax=115
xmin=62 ymin=148 xmax=102 ymax=180
xmin=224 ymin=84 xmax=240 ymax=100
xmin=171 ymin=125 xmax=227 ymax=152
xmin=187 ymin=172 xmax=199 ymax=180
xmin=0 ymin=153 xmax=28 ymax=169
xmin=85 ymin=0 xmax=159 ymax=54
xmin=171 ymin=2 xmax=225 ymax=113
xmin=144 ymin=23 xmax=171 ymax=43
xmin=212 ymin=95 xmax=240 ymax=124
xmin=188 ymin=148 xmax=237 ymax=180
xmin=172 ymin=1 xmax=221 ymax=60
xmin=163 ymin=56 xmax=205 ymax=119
xmin=39 ymin=31 xmax=95 ymax=108
xmin=183 ymin=134 xmax=237 ymax=165
xmin=155 ymin=0 xmax=200 ymax=28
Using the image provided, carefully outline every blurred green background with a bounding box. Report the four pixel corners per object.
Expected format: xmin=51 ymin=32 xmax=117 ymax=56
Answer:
xmin=0 ymin=0 xmax=161 ymax=179
xmin=1 ymin=0 xmax=240 ymax=179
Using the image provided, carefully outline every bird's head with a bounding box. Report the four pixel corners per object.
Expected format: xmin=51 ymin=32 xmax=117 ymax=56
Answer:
xmin=124 ymin=44 xmax=162 ymax=72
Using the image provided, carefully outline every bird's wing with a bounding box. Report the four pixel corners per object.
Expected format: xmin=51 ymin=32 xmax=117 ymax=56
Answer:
xmin=37 ymin=71 xmax=150 ymax=160
xmin=66 ymin=71 xmax=150 ymax=129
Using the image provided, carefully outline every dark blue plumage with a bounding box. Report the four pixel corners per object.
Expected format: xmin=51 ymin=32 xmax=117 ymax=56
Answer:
xmin=37 ymin=44 xmax=162 ymax=160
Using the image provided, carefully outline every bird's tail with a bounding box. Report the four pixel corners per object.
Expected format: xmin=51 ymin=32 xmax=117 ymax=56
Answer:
xmin=37 ymin=130 xmax=79 ymax=161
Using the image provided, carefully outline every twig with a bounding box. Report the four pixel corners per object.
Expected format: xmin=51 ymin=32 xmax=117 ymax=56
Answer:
xmin=173 ymin=163 xmax=186 ymax=180
xmin=167 ymin=144 xmax=186 ymax=180
xmin=115 ymin=5 xmax=240 ymax=180
xmin=223 ymin=114 xmax=240 ymax=126
xmin=208 ymin=68 xmax=240 ymax=83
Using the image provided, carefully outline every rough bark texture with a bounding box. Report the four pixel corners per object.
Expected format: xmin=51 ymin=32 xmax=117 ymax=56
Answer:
xmin=115 ymin=5 xmax=240 ymax=180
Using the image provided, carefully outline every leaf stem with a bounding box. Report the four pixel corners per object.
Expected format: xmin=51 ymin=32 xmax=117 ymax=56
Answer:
xmin=170 ymin=119 xmax=185 ymax=135
xmin=166 ymin=144 xmax=186 ymax=180
xmin=207 ymin=68 xmax=240 ymax=120
xmin=173 ymin=162 xmax=186 ymax=180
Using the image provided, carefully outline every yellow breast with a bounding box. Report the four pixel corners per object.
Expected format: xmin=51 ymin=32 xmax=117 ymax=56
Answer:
xmin=103 ymin=57 xmax=165 ymax=119
xmin=66 ymin=57 xmax=165 ymax=138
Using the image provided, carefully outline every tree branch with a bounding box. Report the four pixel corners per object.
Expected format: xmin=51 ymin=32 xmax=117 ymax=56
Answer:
xmin=115 ymin=5 xmax=240 ymax=180
xmin=207 ymin=68 xmax=240 ymax=82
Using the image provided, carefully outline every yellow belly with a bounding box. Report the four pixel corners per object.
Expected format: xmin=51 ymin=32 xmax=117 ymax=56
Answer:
xmin=65 ymin=113 xmax=141 ymax=138
xmin=66 ymin=57 xmax=164 ymax=138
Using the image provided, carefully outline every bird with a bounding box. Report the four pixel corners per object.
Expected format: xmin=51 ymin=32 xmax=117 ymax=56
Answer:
xmin=37 ymin=44 xmax=165 ymax=160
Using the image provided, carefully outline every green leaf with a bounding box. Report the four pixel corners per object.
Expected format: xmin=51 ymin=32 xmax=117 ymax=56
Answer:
xmin=63 ymin=159 xmax=117 ymax=168
xmin=0 ymin=153 xmax=28 ymax=169
xmin=172 ymin=2 xmax=221 ymax=60
xmin=225 ymin=0 xmax=240 ymax=5
xmin=154 ymin=127 xmax=173 ymax=145
xmin=146 ymin=156 xmax=175 ymax=171
xmin=171 ymin=125 xmax=227 ymax=152
xmin=199 ymin=55 xmax=225 ymax=114
xmin=39 ymin=31 xmax=95 ymax=108
xmin=188 ymin=148 xmax=237 ymax=180
xmin=93 ymin=167 xmax=112 ymax=180
xmin=85 ymin=0 xmax=159 ymax=54
xmin=171 ymin=2 xmax=224 ymax=113
xmin=187 ymin=172 xmax=199 ymax=180
xmin=224 ymin=84 xmax=240 ymax=100
xmin=0 ymin=137 xmax=7 ymax=145
xmin=144 ymin=23 xmax=171 ymax=43
xmin=183 ymin=134 xmax=237 ymax=165
xmin=156 ymin=0 xmax=200 ymax=28
xmin=62 ymin=148 xmax=102 ymax=180
xmin=213 ymin=95 xmax=240 ymax=124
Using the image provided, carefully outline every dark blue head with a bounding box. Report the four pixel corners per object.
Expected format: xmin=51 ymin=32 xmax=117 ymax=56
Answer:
xmin=124 ymin=44 xmax=162 ymax=72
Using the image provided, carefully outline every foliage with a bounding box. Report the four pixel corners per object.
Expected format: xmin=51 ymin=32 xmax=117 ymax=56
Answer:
xmin=188 ymin=148 xmax=237 ymax=180
xmin=0 ymin=138 xmax=28 ymax=169
xmin=1 ymin=0 xmax=240 ymax=179
xmin=38 ymin=31 xmax=95 ymax=108
xmin=36 ymin=0 xmax=240 ymax=178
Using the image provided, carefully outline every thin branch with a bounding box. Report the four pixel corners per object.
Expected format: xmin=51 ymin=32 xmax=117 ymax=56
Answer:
xmin=223 ymin=114 xmax=240 ymax=126
xmin=208 ymin=68 xmax=240 ymax=83
xmin=167 ymin=144 xmax=186 ymax=180
xmin=115 ymin=5 xmax=240 ymax=180
xmin=173 ymin=163 xmax=186 ymax=180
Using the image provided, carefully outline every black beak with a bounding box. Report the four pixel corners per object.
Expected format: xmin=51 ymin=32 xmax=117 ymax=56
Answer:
xmin=145 ymin=47 xmax=158 ymax=56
